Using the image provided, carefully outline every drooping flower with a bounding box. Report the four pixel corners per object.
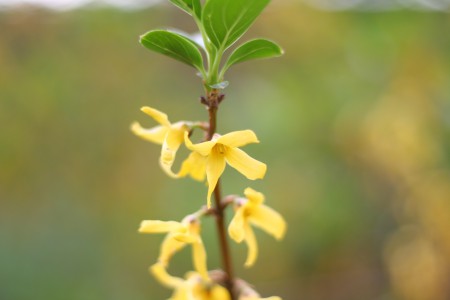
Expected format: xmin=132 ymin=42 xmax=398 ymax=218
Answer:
xmin=228 ymin=188 xmax=287 ymax=267
xmin=131 ymin=106 xmax=188 ymax=178
xmin=139 ymin=214 xmax=208 ymax=279
xmin=151 ymin=262 xmax=230 ymax=300
xmin=184 ymin=130 xmax=267 ymax=208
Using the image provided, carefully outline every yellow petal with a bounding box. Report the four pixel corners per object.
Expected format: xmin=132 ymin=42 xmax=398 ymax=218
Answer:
xmin=177 ymin=152 xmax=207 ymax=181
xmin=184 ymin=132 xmax=216 ymax=156
xmin=244 ymin=222 xmax=258 ymax=268
xmin=173 ymin=233 xmax=197 ymax=243
xmin=131 ymin=122 xmax=168 ymax=144
xmin=206 ymin=147 xmax=226 ymax=208
xmin=139 ymin=220 xmax=184 ymax=233
xmin=160 ymin=124 xmax=188 ymax=178
xmin=150 ymin=262 xmax=183 ymax=288
xmin=244 ymin=188 xmax=265 ymax=205
xmin=192 ymin=241 xmax=209 ymax=280
xmin=210 ymin=284 xmax=231 ymax=300
xmin=228 ymin=207 xmax=246 ymax=243
xmin=225 ymin=148 xmax=266 ymax=180
xmin=141 ymin=106 xmax=171 ymax=127
xmin=159 ymin=233 xmax=188 ymax=265
xmin=249 ymin=205 xmax=286 ymax=240
xmin=216 ymin=130 xmax=259 ymax=148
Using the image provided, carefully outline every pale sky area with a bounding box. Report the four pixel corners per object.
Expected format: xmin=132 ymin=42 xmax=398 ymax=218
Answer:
xmin=0 ymin=0 xmax=449 ymax=11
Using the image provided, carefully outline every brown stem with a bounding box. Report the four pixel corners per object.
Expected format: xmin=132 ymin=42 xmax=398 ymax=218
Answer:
xmin=204 ymin=89 xmax=235 ymax=299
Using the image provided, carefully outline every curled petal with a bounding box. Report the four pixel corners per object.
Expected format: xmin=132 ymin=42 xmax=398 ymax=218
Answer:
xmin=177 ymin=152 xmax=207 ymax=181
xmin=249 ymin=205 xmax=287 ymax=240
xmin=131 ymin=122 xmax=168 ymax=144
xmin=244 ymin=222 xmax=258 ymax=268
xmin=159 ymin=233 xmax=187 ymax=265
xmin=184 ymin=132 xmax=216 ymax=156
xmin=225 ymin=148 xmax=267 ymax=180
xmin=206 ymin=147 xmax=226 ymax=208
xmin=244 ymin=188 xmax=265 ymax=205
xmin=228 ymin=207 xmax=246 ymax=243
xmin=141 ymin=106 xmax=171 ymax=127
xmin=150 ymin=262 xmax=184 ymax=289
xmin=192 ymin=241 xmax=209 ymax=280
xmin=160 ymin=124 xmax=188 ymax=178
xmin=139 ymin=220 xmax=185 ymax=234
xmin=216 ymin=130 xmax=259 ymax=148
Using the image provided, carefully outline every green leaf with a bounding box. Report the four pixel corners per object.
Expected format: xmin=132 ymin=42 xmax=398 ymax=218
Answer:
xmin=202 ymin=0 xmax=270 ymax=50
xmin=169 ymin=0 xmax=201 ymax=18
xmin=140 ymin=30 xmax=204 ymax=72
xmin=223 ymin=39 xmax=283 ymax=71
xmin=192 ymin=0 xmax=202 ymax=19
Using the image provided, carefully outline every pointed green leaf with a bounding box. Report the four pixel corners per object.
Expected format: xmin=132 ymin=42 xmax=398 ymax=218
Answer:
xmin=192 ymin=0 xmax=202 ymax=19
xmin=169 ymin=0 xmax=201 ymax=18
xmin=223 ymin=39 xmax=283 ymax=71
xmin=140 ymin=30 xmax=204 ymax=72
xmin=202 ymin=0 xmax=270 ymax=50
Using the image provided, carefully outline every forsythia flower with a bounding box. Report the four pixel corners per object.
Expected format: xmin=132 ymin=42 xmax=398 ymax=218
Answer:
xmin=184 ymin=130 xmax=267 ymax=208
xmin=139 ymin=215 xmax=208 ymax=279
xmin=151 ymin=262 xmax=230 ymax=300
xmin=131 ymin=106 xmax=188 ymax=177
xmin=228 ymin=188 xmax=287 ymax=267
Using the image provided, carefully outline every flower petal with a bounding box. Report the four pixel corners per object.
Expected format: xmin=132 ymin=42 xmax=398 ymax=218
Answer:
xmin=139 ymin=220 xmax=184 ymax=233
xmin=216 ymin=130 xmax=259 ymax=148
xmin=173 ymin=233 xmax=197 ymax=243
xmin=225 ymin=148 xmax=267 ymax=180
xmin=131 ymin=122 xmax=168 ymax=145
xmin=244 ymin=187 xmax=265 ymax=205
xmin=249 ymin=205 xmax=287 ymax=240
xmin=177 ymin=152 xmax=207 ymax=181
xmin=160 ymin=123 xmax=188 ymax=178
xmin=184 ymin=132 xmax=216 ymax=156
xmin=244 ymin=222 xmax=258 ymax=268
xmin=141 ymin=106 xmax=171 ymax=126
xmin=159 ymin=233 xmax=188 ymax=265
xmin=228 ymin=207 xmax=246 ymax=243
xmin=192 ymin=241 xmax=209 ymax=280
xmin=150 ymin=262 xmax=184 ymax=288
xmin=206 ymin=147 xmax=226 ymax=208
xmin=210 ymin=284 xmax=231 ymax=300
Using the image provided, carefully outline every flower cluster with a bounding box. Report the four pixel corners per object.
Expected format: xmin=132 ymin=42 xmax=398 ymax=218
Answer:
xmin=132 ymin=106 xmax=286 ymax=299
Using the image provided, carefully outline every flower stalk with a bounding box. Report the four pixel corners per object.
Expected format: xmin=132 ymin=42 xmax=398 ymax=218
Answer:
xmin=204 ymin=90 xmax=235 ymax=298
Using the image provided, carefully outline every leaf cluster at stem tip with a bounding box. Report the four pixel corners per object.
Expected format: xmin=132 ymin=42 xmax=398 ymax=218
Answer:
xmin=139 ymin=0 xmax=284 ymax=91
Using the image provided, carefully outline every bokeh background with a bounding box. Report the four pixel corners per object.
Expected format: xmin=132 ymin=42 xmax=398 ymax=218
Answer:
xmin=1 ymin=0 xmax=450 ymax=299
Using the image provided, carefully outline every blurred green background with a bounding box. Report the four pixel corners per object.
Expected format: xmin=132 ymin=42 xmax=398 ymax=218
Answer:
xmin=1 ymin=1 xmax=450 ymax=299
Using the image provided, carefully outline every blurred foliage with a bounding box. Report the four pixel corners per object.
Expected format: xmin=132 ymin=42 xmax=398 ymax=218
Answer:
xmin=1 ymin=2 xmax=450 ymax=300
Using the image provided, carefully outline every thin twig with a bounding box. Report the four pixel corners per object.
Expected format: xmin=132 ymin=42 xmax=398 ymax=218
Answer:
xmin=204 ymin=89 xmax=235 ymax=299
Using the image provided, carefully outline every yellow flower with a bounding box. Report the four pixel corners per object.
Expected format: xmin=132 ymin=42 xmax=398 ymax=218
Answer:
xmin=151 ymin=262 xmax=231 ymax=300
xmin=131 ymin=106 xmax=188 ymax=178
xmin=184 ymin=130 xmax=267 ymax=208
xmin=228 ymin=188 xmax=287 ymax=267
xmin=139 ymin=215 xmax=208 ymax=279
